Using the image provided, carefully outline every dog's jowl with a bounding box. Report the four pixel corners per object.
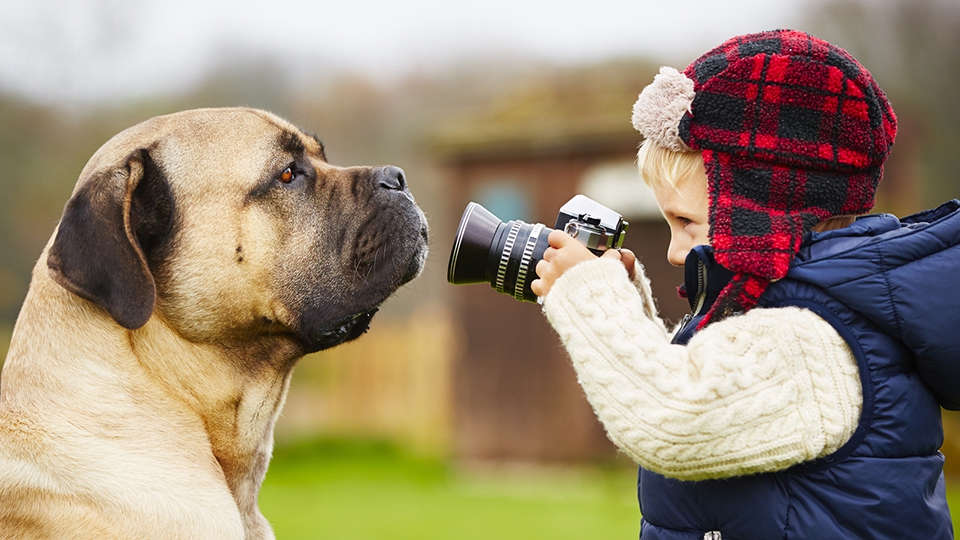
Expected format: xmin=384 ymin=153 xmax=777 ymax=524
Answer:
xmin=0 ymin=108 xmax=428 ymax=539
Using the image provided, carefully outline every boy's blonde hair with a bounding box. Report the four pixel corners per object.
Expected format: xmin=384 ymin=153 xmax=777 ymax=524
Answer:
xmin=636 ymin=138 xmax=856 ymax=233
xmin=636 ymin=138 xmax=706 ymax=192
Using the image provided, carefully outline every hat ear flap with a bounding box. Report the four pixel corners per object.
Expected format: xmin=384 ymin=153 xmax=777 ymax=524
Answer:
xmin=47 ymin=149 xmax=173 ymax=330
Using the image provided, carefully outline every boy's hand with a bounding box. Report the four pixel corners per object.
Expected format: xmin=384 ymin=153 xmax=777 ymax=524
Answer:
xmin=531 ymin=230 xmax=637 ymax=299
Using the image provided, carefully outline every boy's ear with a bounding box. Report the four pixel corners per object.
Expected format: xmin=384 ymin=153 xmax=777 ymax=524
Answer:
xmin=47 ymin=149 xmax=174 ymax=330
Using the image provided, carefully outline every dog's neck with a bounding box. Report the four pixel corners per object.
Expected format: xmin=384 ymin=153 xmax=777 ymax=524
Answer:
xmin=128 ymin=313 xmax=300 ymax=533
xmin=5 ymin=265 xmax=302 ymax=538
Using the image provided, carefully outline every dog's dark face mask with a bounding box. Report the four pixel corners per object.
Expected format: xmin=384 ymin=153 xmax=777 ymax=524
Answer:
xmin=262 ymin=160 xmax=429 ymax=353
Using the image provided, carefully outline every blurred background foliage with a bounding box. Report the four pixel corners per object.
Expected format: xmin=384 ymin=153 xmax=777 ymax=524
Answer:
xmin=2 ymin=0 xmax=960 ymax=537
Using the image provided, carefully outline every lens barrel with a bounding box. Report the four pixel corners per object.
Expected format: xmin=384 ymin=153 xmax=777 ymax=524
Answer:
xmin=447 ymin=203 xmax=552 ymax=302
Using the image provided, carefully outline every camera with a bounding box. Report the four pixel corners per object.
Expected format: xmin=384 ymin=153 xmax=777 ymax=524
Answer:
xmin=447 ymin=194 xmax=629 ymax=302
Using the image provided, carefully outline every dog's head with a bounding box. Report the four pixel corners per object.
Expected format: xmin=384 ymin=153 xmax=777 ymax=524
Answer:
xmin=46 ymin=108 xmax=428 ymax=353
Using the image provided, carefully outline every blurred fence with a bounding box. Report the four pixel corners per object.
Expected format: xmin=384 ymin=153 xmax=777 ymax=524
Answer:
xmin=276 ymin=302 xmax=457 ymax=457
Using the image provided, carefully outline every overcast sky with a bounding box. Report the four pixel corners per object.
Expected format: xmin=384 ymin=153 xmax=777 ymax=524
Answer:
xmin=0 ymin=0 xmax=815 ymax=104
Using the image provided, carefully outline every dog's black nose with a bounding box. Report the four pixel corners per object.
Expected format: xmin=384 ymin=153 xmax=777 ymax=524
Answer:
xmin=374 ymin=166 xmax=406 ymax=191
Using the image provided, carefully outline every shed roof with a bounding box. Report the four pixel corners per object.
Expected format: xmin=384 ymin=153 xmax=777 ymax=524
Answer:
xmin=429 ymin=60 xmax=658 ymax=160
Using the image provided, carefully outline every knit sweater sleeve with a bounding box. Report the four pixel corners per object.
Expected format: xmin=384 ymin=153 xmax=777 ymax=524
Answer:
xmin=542 ymin=257 xmax=862 ymax=481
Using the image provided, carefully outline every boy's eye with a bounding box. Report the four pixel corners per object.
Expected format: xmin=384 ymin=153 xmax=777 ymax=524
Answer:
xmin=279 ymin=167 xmax=294 ymax=184
xmin=677 ymin=216 xmax=693 ymax=226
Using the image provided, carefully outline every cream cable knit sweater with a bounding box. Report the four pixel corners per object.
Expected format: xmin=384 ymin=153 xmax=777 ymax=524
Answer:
xmin=542 ymin=257 xmax=862 ymax=481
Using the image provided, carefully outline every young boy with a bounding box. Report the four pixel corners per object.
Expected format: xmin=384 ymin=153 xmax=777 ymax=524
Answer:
xmin=531 ymin=30 xmax=960 ymax=539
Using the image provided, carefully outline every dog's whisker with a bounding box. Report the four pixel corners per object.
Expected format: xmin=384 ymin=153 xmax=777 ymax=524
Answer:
xmin=355 ymin=257 xmax=371 ymax=285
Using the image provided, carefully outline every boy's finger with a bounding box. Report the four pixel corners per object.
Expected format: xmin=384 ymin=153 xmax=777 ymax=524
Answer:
xmin=535 ymin=258 xmax=549 ymax=279
xmin=601 ymin=248 xmax=622 ymax=261
xmin=530 ymin=278 xmax=544 ymax=297
xmin=547 ymin=229 xmax=575 ymax=248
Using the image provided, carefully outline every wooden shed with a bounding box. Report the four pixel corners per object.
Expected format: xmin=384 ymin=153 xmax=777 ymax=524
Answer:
xmin=430 ymin=64 xmax=690 ymax=462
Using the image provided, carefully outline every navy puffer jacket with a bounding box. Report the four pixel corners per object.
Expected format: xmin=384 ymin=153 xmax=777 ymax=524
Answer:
xmin=639 ymin=201 xmax=960 ymax=539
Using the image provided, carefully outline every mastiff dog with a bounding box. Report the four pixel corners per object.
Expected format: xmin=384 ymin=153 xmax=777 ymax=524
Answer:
xmin=0 ymin=108 xmax=428 ymax=539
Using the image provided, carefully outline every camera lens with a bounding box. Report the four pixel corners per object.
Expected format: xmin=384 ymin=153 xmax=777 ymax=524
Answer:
xmin=447 ymin=202 xmax=552 ymax=302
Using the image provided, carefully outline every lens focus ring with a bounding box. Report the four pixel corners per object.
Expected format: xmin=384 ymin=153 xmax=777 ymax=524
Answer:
xmin=495 ymin=221 xmax=522 ymax=294
xmin=514 ymin=223 xmax=544 ymax=301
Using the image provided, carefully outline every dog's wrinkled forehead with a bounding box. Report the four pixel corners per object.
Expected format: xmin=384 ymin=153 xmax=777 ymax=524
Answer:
xmin=160 ymin=110 xmax=323 ymax=185
xmin=78 ymin=108 xmax=322 ymax=195
xmin=276 ymin=127 xmax=325 ymax=160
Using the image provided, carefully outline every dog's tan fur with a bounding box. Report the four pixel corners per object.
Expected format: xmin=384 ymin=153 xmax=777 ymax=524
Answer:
xmin=0 ymin=108 xmax=428 ymax=539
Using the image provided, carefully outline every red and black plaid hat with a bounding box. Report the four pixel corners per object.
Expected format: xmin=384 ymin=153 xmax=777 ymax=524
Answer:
xmin=633 ymin=29 xmax=898 ymax=327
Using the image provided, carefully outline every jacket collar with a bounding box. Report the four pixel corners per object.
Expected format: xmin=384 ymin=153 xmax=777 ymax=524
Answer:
xmin=672 ymin=245 xmax=736 ymax=345
xmin=680 ymin=245 xmax=736 ymax=315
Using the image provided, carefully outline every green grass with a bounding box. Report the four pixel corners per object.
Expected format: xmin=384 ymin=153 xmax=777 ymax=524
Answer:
xmin=949 ymin=488 xmax=960 ymax=537
xmin=262 ymin=438 xmax=960 ymax=539
xmin=260 ymin=439 xmax=640 ymax=540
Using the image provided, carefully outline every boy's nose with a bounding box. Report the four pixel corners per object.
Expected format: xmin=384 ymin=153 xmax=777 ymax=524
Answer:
xmin=667 ymin=234 xmax=696 ymax=268
xmin=667 ymin=240 xmax=688 ymax=267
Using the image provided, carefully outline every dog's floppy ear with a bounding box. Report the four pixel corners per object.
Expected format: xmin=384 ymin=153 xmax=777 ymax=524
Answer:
xmin=48 ymin=148 xmax=174 ymax=330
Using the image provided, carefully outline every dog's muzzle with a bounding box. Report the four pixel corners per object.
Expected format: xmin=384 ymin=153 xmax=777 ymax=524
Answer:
xmin=309 ymin=307 xmax=380 ymax=351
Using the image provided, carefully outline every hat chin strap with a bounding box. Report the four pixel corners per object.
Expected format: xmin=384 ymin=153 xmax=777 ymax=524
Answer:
xmin=697 ymin=273 xmax=770 ymax=330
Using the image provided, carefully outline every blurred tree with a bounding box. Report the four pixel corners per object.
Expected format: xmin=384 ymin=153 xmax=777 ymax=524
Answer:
xmin=0 ymin=96 xmax=115 ymax=321
xmin=805 ymin=0 xmax=960 ymax=208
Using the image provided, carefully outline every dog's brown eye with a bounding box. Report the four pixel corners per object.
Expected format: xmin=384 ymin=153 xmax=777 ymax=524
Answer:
xmin=279 ymin=167 xmax=294 ymax=183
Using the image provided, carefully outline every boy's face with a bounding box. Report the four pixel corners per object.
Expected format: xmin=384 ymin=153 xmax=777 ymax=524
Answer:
xmin=652 ymin=176 xmax=710 ymax=267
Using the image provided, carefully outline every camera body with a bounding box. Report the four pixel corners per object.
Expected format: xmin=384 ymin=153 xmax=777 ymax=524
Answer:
xmin=447 ymin=194 xmax=628 ymax=303
xmin=555 ymin=194 xmax=629 ymax=256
